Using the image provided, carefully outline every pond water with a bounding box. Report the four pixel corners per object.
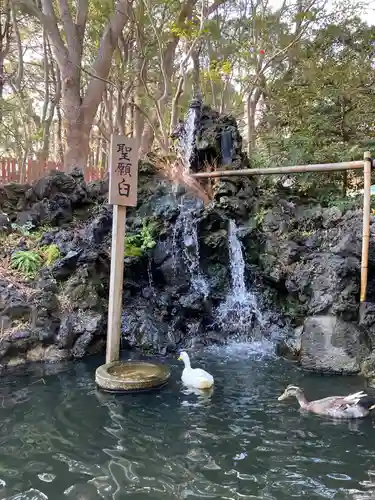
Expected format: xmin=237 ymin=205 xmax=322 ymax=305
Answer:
xmin=1 ymin=341 xmax=375 ymax=500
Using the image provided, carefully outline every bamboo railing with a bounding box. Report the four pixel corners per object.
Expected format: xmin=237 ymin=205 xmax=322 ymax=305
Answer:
xmin=189 ymin=153 xmax=373 ymax=306
xmin=190 ymin=160 xmax=366 ymax=178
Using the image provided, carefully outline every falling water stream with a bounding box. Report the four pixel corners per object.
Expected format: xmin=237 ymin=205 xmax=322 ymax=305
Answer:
xmin=216 ymin=220 xmax=263 ymax=336
xmin=179 ymin=107 xmax=197 ymax=168
xmin=172 ymin=103 xmax=209 ymax=298
xmin=172 ymin=200 xmax=209 ymax=298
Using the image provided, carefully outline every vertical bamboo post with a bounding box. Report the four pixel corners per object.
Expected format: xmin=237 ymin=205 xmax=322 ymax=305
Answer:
xmin=360 ymin=151 xmax=372 ymax=304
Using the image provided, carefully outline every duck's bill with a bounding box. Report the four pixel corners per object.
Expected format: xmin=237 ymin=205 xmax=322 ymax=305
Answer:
xmin=277 ymin=392 xmax=287 ymax=401
xmin=177 ymin=356 xmax=182 ymax=361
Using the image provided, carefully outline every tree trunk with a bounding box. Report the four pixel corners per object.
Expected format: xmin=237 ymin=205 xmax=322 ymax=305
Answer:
xmin=129 ymin=96 xmax=135 ymax=137
xmin=100 ymin=135 xmax=107 ymax=169
xmin=0 ymin=2 xmax=11 ymax=114
xmin=56 ymin=104 xmax=64 ymax=164
xmin=139 ymin=122 xmax=154 ymax=157
xmin=134 ymin=82 xmax=145 ymax=140
xmin=191 ymin=47 xmax=200 ymax=97
xmin=21 ymin=0 xmax=131 ymax=171
xmin=64 ymin=113 xmax=91 ymax=170
xmin=245 ymin=87 xmax=262 ymax=157
xmin=61 ymin=57 xmax=84 ymax=169
xmin=134 ymin=5 xmax=145 ymax=142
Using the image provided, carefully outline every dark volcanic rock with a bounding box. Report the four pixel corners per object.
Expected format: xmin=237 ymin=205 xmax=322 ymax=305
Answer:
xmin=0 ymin=168 xmax=97 ymax=229
xmin=255 ymin=197 xmax=375 ymax=375
xmin=299 ymin=315 xmax=367 ymax=374
xmin=0 ymin=107 xmax=373 ymax=379
xmin=32 ymin=169 xmax=87 ymax=205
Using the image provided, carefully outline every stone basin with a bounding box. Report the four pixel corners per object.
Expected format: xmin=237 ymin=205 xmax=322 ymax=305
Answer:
xmin=95 ymin=361 xmax=170 ymax=393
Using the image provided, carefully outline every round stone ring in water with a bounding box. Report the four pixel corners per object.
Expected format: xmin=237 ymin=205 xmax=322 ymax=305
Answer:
xmin=95 ymin=361 xmax=170 ymax=393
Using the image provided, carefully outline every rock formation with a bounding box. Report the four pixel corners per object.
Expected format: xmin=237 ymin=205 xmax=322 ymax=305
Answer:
xmin=0 ymin=104 xmax=374 ymax=384
xmin=175 ymin=98 xmax=248 ymax=172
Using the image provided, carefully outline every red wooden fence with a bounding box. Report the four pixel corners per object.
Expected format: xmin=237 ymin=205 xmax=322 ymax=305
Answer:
xmin=0 ymin=159 xmax=106 ymax=185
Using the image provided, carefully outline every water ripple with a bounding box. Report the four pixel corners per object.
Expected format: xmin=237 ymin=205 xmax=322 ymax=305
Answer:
xmin=0 ymin=346 xmax=373 ymax=499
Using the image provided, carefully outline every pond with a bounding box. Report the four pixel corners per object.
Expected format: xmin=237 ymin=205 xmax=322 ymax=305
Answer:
xmin=1 ymin=341 xmax=375 ymax=500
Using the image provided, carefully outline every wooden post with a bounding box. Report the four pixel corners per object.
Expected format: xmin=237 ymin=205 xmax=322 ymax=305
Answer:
xmin=106 ymin=135 xmax=139 ymax=364
xmin=360 ymin=151 xmax=372 ymax=304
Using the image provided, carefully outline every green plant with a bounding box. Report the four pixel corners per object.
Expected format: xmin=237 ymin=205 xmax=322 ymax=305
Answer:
xmin=40 ymin=244 xmax=60 ymax=266
xmin=11 ymin=221 xmax=34 ymax=236
xmin=31 ymin=224 xmax=54 ymax=241
xmin=124 ymin=242 xmax=143 ymax=257
xmin=10 ymin=222 xmax=54 ymax=243
xmin=139 ymin=221 xmax=158 ymax=251
xmin=299 ymin=230 xmax=313 ymax=238
xmin=254 ymin=208 xmax=268 ymax=228
xmin=124 ymin=220 xmax=158 ymax=257
xmin=10 ymin=250 xmax=43 ymax=277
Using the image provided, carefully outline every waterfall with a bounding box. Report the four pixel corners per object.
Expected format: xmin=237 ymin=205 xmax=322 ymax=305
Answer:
xmin=172 ymin=198 xmax=209 ymax=299
xmin=171 ymin=101 xmax=209 ymax=298
xmin=228 ymin=219 xmax=247 ymax=299
xmin=179 ymin=106 xmax=197 ymax=169
xmin=147 ymin=258 xmax=155 ymax=296
xmin=216 ymin=220 xmax=263 ymax=337
xmin=181 ymin=204 xmax=209 ymax=298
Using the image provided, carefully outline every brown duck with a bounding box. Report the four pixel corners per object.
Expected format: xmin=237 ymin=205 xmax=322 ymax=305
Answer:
xmin=278 ymin=385 xmax=375 ymax=419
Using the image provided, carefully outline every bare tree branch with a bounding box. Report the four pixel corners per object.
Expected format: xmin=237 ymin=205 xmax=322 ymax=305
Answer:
xmin=15 ymin=0 xmax=68 ymax=66
xmin=10 ymin=1 xmax=23 ymax=90
xmin=75 ymin=0 xmax=88 ymax=47
xmin=83 ymin=0 xmax=132 ymax=120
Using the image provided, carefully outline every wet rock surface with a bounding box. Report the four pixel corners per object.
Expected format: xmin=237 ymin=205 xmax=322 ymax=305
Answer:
xmin=0 ymin=106 xmax=373 ymax=378
xmin=0 ymin=164 xmax=372 ymax=377
xmin=174 ymin=99 xmax=248 ymax=172
xmin=0 ymin=155 xmax=268 ymax=369
xmin=299 ymin=315 xmax=364 ymax=375
xmin=254 ymin=197 xmax=375 ymax=374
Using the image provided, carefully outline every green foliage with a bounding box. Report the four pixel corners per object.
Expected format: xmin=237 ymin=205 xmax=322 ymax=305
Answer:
xmin=124 ymin=242 xmax=144 ymax=257
xmin=39 ymin=244 xmax=61 ymax=266
xmin=10 ymin=250 xmax=43 ymax=277
xmin=7 ymin=236 xmax=60 ymax=278
xmin=1 ymin=0 xmax=373 ymax=197
xmin=11 ymin=221 xmax=34 ymax=237
xmin=124 ymin=220 xmax=158 ymax=258
xmin=31 ymin=225 xmax=54 ymax=241
xmin=10 ymin=222 xmax=54 ymax=242
xmin=256 ymin=18 xmax=375 ymax=201
xmin=254 ymin=208 xmax=268 ymax=227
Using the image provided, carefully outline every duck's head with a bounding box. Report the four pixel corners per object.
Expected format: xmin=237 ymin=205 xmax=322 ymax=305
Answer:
xmin=177 ymin=351 xmax=189 ymax=363
xmin=278 ymin=384 xmax=304 ymax=401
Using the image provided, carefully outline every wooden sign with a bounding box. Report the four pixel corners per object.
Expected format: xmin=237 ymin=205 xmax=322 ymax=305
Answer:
xmin=105 ymin=134 xmax=139 ymax=364
xmin=108 ymin=135 xmax=138 ymax=206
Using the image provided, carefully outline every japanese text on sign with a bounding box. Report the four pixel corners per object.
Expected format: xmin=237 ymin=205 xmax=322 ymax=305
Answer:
xmin=108 ymin=136 xmax=138 ymax=206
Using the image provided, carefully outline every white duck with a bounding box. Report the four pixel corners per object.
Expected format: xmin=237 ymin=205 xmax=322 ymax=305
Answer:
xmin=178 ymin=351 xmax=214 ymax=390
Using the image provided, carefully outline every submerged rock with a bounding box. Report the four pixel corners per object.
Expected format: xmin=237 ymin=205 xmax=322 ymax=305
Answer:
xmin=299 ymin=315 xmax=367 ymax=374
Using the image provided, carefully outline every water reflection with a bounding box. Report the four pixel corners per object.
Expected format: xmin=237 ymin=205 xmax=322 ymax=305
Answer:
xmin=0 ymin=347 xmax=374 ymax=499
xmin=180 ymin=385 xmax=214 ymax=400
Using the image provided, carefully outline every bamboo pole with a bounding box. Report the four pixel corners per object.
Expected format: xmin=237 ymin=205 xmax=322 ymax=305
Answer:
xmin=189 ymin=160 xmax=365 ymax=179
xmin=360 ymin=151 xmax=372 ymax=304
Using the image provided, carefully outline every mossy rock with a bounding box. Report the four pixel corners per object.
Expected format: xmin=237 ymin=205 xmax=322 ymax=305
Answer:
xmin=60 ymin=275 xmax=102 ymax=310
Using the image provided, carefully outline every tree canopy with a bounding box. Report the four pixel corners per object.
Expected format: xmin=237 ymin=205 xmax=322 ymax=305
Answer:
xmin=0 ymin=0 xmax=374 ymax=196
